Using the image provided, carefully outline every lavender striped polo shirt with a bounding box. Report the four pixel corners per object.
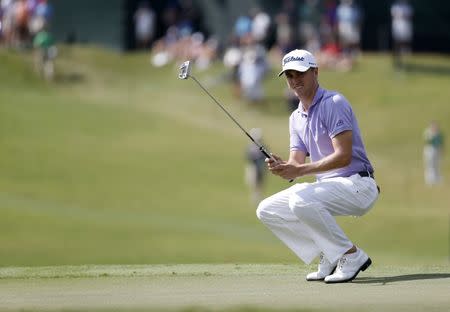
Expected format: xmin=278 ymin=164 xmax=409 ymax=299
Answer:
xmin=289 ymin=87 xmax=374 ymax=180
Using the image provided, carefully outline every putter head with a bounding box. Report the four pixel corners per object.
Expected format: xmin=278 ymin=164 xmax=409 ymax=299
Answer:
xmin=178 ymin=61 xmax=191 ymax=79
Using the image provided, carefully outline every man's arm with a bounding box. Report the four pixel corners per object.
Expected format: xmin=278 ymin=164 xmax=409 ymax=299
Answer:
xmin=288 ymin=150 xmax=307 ymax=166
xmin=268 ymin=130 xmax=352 ymax=180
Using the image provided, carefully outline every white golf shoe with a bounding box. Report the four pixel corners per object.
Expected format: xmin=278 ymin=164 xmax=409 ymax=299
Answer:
xmin=324 ymin=248 xmax=372 ymax=283
xmin=306 ymin=252 xmax=338 ymax=281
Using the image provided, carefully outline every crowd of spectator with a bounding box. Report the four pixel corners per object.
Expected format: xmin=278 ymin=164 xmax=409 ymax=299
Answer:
xmin=0 ymin=0 xmax=52 ymax=48
xmin=1 ymin=0 xmax=413 ymax=87
xmin=1 ymin=0 xmax=56 ymax=80
xmin=221 ymin=0 xmax=363 ymax=105
xmin=139 ymin=0 xmax=218 ymax=71
xmin=142 ymin=0 xmax=412 ymax=106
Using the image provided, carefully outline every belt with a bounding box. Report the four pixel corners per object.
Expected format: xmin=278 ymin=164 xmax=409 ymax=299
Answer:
xmin=357 ymin=171 xmax=374 ymax=179
xmin=357 ymin=171 xmax=380 ymax=193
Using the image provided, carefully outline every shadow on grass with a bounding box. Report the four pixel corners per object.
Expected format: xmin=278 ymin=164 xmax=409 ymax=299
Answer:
xmin=401 ymin=62 xmax=450 ymax=76
xmin=251 ymin=95 xmax=293 ymax=116
xmin=55 ymin=72 xmax=85 ymax=84
xmin=353 ymin=273 xmax=450 ymax=285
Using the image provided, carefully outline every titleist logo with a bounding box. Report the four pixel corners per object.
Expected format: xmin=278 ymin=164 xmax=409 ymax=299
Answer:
xmin=283 ymin=56 xmax=305 ymax=65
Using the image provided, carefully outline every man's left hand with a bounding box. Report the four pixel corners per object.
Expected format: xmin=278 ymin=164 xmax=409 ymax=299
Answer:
xmin=270 ymin=162 xmax=302 ymax=180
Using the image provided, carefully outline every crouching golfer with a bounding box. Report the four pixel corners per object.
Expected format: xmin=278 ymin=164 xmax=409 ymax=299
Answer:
xmin=257 ymin=49 xmax=379 ymax=283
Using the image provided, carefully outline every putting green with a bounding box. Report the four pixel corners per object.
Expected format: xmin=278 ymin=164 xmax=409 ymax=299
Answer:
xmin=0 ymin=264 xmax=449 ymax=311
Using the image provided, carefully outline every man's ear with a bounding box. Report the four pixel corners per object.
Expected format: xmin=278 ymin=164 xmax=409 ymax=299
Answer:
xmin=313 ymin=67 xmax=319 ymax=80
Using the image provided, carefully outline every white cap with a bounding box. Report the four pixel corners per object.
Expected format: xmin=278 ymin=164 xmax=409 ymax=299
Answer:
xmin=278 ymin=49 xmax=318 ymax=76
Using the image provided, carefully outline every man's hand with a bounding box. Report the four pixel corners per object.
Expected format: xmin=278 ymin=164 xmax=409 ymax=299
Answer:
xmin=266 ymin=153 xmax=301 ymax=180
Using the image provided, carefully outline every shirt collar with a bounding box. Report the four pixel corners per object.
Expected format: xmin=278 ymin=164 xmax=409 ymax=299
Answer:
xmin=311 ymin=86 xmax=324 ymax=108
xmin=299 ymin=86 xmax=324 ymax=114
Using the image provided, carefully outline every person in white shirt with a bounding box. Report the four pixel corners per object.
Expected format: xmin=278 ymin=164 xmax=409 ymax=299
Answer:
xmin=134 ymin=1 xmax=155 ymax=49
xmin=391 ymin=0 xmax=413 ymax=68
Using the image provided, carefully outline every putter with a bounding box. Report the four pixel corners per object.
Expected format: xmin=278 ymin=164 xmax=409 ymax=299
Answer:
xmin=178 ymin=60 xmax=293 ymax=183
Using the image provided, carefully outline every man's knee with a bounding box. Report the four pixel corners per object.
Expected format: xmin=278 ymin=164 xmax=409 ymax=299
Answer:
xmin=256 ymin=197 xmax=271 ymax=221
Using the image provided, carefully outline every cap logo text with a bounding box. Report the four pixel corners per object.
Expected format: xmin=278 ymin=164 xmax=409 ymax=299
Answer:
xmin=283 ymin=56 xmax=305 ymax=65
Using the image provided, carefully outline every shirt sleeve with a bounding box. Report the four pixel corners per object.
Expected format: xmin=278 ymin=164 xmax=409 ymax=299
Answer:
xmin=323 ymin=93 xmax=353 ymax=138
xmin=289 ymin=113 xmax=308 ymax=153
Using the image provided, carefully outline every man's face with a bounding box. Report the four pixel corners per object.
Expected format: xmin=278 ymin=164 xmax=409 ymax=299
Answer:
xmin=285 ymin=68 xmax=318 ymax=97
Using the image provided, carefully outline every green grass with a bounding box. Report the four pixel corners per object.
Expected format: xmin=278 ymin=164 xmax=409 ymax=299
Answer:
xmin=0 ymin=47 xmax=449 ymax=267
xmin=0 ymin=263 xmax=448 ymax=279
xmin=0 ymin=264 xmax=449 ymax=311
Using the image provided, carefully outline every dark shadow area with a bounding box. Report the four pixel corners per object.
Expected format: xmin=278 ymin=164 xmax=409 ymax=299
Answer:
xmin=353 ymin=273 xmax=450 ymax=285
xmin=401 ymin=62 xmax=450 ymax=76
xmin=251 ymin=95 xmax=293 ymax=117
xmin=54 ymin=72 xmax=85 ymax=84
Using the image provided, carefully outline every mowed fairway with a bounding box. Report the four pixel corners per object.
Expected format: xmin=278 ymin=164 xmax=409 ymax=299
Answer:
xmin=1 ymin=264 xmax=449 ymax=311
xmin=0 ymin=47 xmax=449 ymax=311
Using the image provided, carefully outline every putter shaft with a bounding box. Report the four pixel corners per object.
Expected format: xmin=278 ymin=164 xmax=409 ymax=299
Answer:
xmin=180 ymin=62 xmax=293 ymax=183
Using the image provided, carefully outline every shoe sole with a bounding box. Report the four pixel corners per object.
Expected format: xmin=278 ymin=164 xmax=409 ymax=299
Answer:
xmin=324 ymin=258 xmax=372 ymax=284
xmin=306 ymin=265 xmax=338 ymax=281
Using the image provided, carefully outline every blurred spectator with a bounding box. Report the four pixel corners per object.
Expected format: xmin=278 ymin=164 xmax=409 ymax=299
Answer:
xmin=238 ymin=38 xmax=268 ymax=104
xmin=177 ymin=31 xmax=217 ymax=70
xmin=194 ymin=35 xmax=218 ymax=70
xmin=134 ymin=1 xmax=155 ymax=50
xmin=1 ymin=0 xmax=15 ymax=46
xmin=320 ymin=0 xmax=338 ymax=44
xmin=0 ymin=0 xmax=52 ymax=48
xmin=271 ymin=0 xmax=297 ymax=56
xmin=245 ymin=128 xmax=267 ymax=205
xmin=270 ymin=12 xmax=295 ymax=63
xmin=391 ymin=0 xmax=413 ymax=68
xmin=178 ymin=0 xmax=203 ymax=37
xmin=279 ymin=0 xmax=297 ymax=29
xmin=223 ymin=36 xmax=243 ymax=98
xmin=223 ymin=9 xmax=270 ymax=101
xmin=316 ymin=34 xmax=352 ymax=71
xmin=151 ymin=25 xmax=178 ymax=67
xmin=323 ymin=0 xmax=338 ymax=32
xmin=234 ymin=14 xmax=252 ymax=43
xmin=34 ymin=0 xmax=52 ymax=21
xmin=423 ymin=121 xmax=444 ymax=186
xmin=29 ymin=0 xmax=52 ymax=37
xmin=151 ymin=25 xmax=217 ymax=70
xmin=33 ymin=23 xmax=56 ymax=80
xmin=336 ymin=0 xmax=362 ymax=60
xmin=298 ymin=0 xmax=321 ymax=51
xmin=14 ymin=0 xmax=30 ymax=48
xmin=149 ymin=0 xmax=215 ymax=68
xmin=250 ymin=6 xmax=271 ymax=48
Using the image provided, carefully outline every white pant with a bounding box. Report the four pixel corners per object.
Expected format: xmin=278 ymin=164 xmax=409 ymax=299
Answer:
xmin=256 ymin=174 xmax=379 ymax=264
xmin=423 ymin=146 xmax=442 ymax=185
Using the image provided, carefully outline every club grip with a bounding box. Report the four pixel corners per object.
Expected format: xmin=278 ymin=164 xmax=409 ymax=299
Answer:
xmin=259 ymin=147 xmax=294 ymax=183
xmin=260 ymin=149 xmax=271 ymax=159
